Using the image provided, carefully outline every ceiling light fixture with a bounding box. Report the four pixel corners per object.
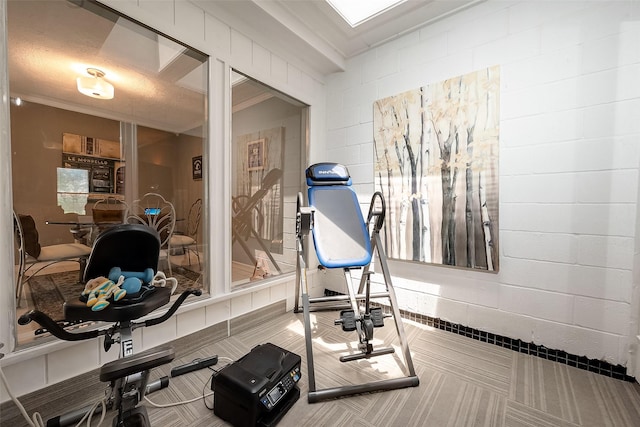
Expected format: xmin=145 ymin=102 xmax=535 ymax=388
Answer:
xmin=76 ymin=68 xmax=114 ymax=100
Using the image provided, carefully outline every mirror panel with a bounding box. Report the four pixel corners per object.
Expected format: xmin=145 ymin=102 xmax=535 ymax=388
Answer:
xmin=231 ymin=70 xmax=306 ymax=287
xmin=8 ymin=0 xmax=208 ymax=347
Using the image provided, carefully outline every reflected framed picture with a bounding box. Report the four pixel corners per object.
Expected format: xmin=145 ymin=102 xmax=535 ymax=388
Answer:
xmin=192 ymin=155 xmax=202 ymax=180
xmin=247 ymin=139 xmax=265 ymax=171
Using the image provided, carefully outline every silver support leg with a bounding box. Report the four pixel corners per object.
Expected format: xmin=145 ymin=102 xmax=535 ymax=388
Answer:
xmin=308 ymin=376 xmax=420 ymax=403
xmin=372 ymin=232 xmax=417 ymax=377
xmin=294 ymin=239 xmax=302 ymax=313
xmin=302 ymin=293 xmax=317 ymax=395
xmin=297 ymin=238 xmax=317 ymax=394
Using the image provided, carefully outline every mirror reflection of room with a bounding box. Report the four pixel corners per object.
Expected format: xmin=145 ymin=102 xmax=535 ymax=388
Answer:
xmin=230 ymin=71 xmax=306 ymax=287
xmin=8 ymin=0 xmax=208 ymax=347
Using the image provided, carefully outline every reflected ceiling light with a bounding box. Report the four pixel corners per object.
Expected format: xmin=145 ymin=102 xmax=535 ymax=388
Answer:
xmin=76 ymin=68 xmax=114 ymax=100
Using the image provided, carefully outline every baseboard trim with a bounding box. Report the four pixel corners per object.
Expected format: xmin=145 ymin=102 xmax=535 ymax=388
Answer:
xmin=323 ymin=289 xmax=637 ymax=383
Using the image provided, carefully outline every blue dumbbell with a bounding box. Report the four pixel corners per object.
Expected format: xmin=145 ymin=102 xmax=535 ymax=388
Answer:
xmin=121 ymin=277 xmax=142 ymax=294
xmin=109 ymin=267 xmax=154 ymax=284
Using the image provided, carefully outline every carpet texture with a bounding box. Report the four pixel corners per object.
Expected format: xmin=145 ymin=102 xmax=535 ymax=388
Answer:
xmin=28 ymin=266 xmax=203 ymax=321
xmin=3 ymin=307 xmax=640 ymax=426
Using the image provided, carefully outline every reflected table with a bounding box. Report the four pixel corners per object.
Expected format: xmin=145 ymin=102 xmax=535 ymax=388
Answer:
xmin=46 ymin=221 xmax=95 ymax=245
xmin=46 ymin=220 xmax=123 ymax=246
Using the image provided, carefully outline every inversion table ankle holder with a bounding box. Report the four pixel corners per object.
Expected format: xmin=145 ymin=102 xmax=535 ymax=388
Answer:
xmin=294 ymin=163 xmax=419 ymax=403
xmin=19 ymin=224 xmax=201 ymax=427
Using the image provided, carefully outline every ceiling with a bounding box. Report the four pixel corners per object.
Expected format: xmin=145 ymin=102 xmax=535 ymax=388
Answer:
xmin=194 ymin=0 xmax=482 ymax=74
xmin=7 ymin=0 xmax=482 ymax=135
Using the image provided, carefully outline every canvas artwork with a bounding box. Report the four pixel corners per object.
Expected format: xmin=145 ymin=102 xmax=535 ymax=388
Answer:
xmin=373 ymin=66 xmax=500 ymax=271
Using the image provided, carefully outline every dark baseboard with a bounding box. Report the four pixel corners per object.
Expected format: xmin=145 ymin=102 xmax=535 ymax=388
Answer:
xmin=324 ymin=289 xmax=637 ymax=383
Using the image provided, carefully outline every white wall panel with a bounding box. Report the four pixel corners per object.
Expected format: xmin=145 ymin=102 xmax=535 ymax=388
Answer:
xmin=142 ymin=318 xmax=178 ymax=350
xmin=0 ymin=355 xmax=46 ymax=401
xmin=252 ymin=43 xmax=271 ymax=77
xmin=230 ymin=30 xmax=252 ymax=71
xmin=231 ymin=294 xmax=252 ymax=318
xmin=177 ymin=307 xmax=207 ymax=337
xmin=206 ymin=301 xmax=230 ymax=326
xmin=175 ymin=1 xmax=205 ymax=42
xmin=499 ymin=285 xmax=574 ymax=324
xmin=499 ymin=258 xmax=632 ymax=302
xmin=204 ymin=14 xmax=231 ymax=57
xmin=270 ymin=54 xmax=288 ymax=85
xmin=577 ymin=235 xmax=634 ymax=270
xmin=252 ymin=288 xmax=271 ymax=309
xmin=533 ymin=318 xmax=621 ymax=362
xmin=574 ymin=296 xmax=631 ymax=335
xmin=47 ymin=340 xmax=98 ymax=385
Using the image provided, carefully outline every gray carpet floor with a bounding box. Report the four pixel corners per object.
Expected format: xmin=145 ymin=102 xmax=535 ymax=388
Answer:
xmin=3 ymin=308 xmax=640 ymax=426
xmin=145 ymin=311 xmax=640 ymax=426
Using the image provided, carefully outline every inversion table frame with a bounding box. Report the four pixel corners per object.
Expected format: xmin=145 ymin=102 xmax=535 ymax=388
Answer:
xmin=294 ymin=163 xmax=419 ymax=403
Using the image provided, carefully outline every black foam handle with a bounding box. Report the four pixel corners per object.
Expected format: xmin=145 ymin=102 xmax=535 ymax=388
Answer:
xmin=18 ymin=310 xmax=100 ymax=341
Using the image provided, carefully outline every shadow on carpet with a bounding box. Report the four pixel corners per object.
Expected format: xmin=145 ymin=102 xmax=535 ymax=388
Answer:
xmin=28 ymin=266 xmax=203 ymax=321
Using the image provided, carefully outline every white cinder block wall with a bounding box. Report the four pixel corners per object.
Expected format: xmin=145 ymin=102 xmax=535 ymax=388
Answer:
xmin=321 ymin=0 xmax=640 ymax=372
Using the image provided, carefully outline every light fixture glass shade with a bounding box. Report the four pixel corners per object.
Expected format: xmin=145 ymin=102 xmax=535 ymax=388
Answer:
xmin=77 ymin=68 xmax=114 ymax=100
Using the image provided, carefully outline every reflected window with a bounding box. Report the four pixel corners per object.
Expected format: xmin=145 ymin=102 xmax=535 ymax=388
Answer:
xmin=56 ymin=168 xmax=89 ymax=214
xmin=231 ymin=71 xmax=307 ymax=287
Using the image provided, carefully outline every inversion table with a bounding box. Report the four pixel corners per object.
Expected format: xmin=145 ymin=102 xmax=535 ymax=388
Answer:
xmin=294 ymin=162 xmax=419 ymax=403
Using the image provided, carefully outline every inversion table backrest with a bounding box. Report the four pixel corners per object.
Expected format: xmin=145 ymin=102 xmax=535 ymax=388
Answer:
xmin=306 ymin=163 xmax=371 ymax=268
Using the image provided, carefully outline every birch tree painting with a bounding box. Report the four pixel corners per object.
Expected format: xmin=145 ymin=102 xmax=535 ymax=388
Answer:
xmin=373 ymin=66 xmax=499 ymax=271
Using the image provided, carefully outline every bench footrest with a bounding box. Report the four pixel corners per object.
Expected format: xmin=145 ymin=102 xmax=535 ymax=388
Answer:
xmin=339 ymin=310 xmax=356 ymax=331
xmin=370 ymin=307 xmax=384 ymax=327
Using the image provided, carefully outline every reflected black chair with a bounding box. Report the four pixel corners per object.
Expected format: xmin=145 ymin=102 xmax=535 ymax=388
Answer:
xmin=19 ymin=223 xmax=201 ymax=427
xmin=13 ymin=211 xmax=92 ymax=307
xmin=169 ymin=198 xmax=202 ymax=269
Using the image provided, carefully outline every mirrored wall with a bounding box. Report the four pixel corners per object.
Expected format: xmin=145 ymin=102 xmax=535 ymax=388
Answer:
xmin=231 ymin=71 xmax=307 ymax=287
xmin=8 ymin=0 xmax=208 ymax=347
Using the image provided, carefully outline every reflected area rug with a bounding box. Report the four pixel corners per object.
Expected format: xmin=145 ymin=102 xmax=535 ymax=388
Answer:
xmin=28 ymin=266 xmax=203 ymax=321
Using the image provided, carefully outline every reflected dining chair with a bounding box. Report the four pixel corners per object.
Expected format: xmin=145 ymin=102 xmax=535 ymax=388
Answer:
xmin=169 ymin=198 xmax=202 ymax=270
xmin=13 ymin=211 xmax=92 ymax=307
xmin=92 ymin=196 xmax=128 ymax=243
xmin=125 ymin=193 xmax=176 ymax=275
